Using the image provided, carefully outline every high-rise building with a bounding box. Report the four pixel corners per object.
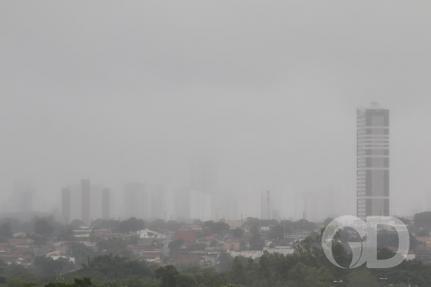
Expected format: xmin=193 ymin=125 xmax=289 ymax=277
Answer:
xmin=101 ymin=188 xmax=111 ymax=219
xmin=210 ymin=191 xmax=239 ymax=220
xmin=190 ymin=159 xmax=218 ymax=194
xmin=12 ymin=181 xmax=34 ymax=215
xmin=151 ymin=184 xmax=166 ymax=220
xmin=62 ymin=187 xmax=71 ymax=223
xmin=189 ymin=158 xmax=219 ymax=219
xmin=190 ymin=190 xmax=212 ymax=220
xmin=124 ymin=182 xmax=147 ymax=219
xmin=261 ymin=190 xmax=272 ymax=220
xmin=357 ymin=103 xmax=390 ymax=218
xmin=174 ymin=187 xmax=190 ymax=221
xmin=81 ymin=178 xmax=91 ymax=224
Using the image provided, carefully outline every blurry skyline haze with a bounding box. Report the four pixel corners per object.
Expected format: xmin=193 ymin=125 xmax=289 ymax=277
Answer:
xmin=1 ymin=1 xmax=431 ymax=218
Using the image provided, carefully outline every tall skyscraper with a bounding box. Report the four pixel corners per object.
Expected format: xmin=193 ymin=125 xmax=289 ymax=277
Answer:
xmin=190 ymin=158 xmax=219 ymax=219
xmin=190 ymin=159 xmax=218 ymax=194
xmin=174 ymin=187 xmax=191 ymax=221
xmin=124 ymin=182 xmax=148 ymax=219
xmin=101 ymin=188 xmax=111 ymax=219
xmin=62 ymin=187 xmax=71 ymax=223
xmin=81 ymin=178 xmax=91 ymax=224
xmin=261 ymin=190 xmax=272 ymax=220
xmin=190 ymin=190 xmax=212 ymax=220
xmin=12 ymin=181 xmax=34 ymax=215
xmin=357 ymin=103 xmax=390 ymax=218
xmin=150 ymin=184 xmax=166 ymax=220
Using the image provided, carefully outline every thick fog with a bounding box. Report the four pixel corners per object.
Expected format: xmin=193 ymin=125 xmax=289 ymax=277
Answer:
xmin=1 ymin=1 xmax=431 ymax=220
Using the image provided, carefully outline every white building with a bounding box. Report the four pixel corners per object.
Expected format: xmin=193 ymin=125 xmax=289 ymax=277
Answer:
xmin=357 ymin=103 xmax=390 ymax=218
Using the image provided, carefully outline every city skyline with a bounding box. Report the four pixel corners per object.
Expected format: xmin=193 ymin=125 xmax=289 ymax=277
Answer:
xmin=2 ymin=1 xmax=431 ymax=219
xmin=2 ymin=2 xmax=431 ymax=285
xmin=0 ymin=99 xmax=425 ymax=222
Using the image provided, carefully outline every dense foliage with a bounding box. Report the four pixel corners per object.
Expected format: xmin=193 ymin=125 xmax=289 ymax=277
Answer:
xmin=0 ymin=231 xmax=429 ymax=287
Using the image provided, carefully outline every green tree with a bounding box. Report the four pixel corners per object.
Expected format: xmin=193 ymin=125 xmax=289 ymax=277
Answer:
xmin=346 ymin=269 xmax=379 ymax=287
xmin=230 ymin=257 xmax=246 ymax=284
xmin=268 ymin=224 xmax=284 ymax=241
xmin=0 ymin=222 xmax=12 ymax=241
xmin=45 ymin=278 xmax=93 ymax=287
xmin=203 ymin=221 xmax=230 ymax=236
xmin=33 ymin=256 xmax=74 ymax=278
xmin=249 ymin=225 xmax=264 ymax=250
xmin=97 ymin=238 xmax=130 ymax=257
xmin=33 ymin=217 xmax=55 ymax=237
xmin=116 ymin=218 xmax=145 ymax=233
xmin=68 ymin=242 xmax=96 ymax=266
xmin=156 ymin=265 xmax=178 ymax=287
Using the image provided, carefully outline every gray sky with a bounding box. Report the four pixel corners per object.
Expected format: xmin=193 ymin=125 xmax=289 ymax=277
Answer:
xmin=1 ymin=1 xmax=431 ymax=218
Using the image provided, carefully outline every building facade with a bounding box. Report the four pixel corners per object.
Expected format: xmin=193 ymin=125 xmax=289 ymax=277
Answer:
xmin=81 ymin=178 xmax=91 ymax=224
xmin=261 ymin=190 xmax=272 ymax=220
xmin=101 ymin=188 xmax=111 ymax=219
xmin=62 ymin=187 xmax=71 ymax=223
xmin=356 ymin=103 xmax=390 ymax=218
xmin=124 ymin=182 xmax=149 ymax=219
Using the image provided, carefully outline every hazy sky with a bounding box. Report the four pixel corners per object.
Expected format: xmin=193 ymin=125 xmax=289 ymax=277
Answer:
xmin=1 ymin=1 xmax=431 ymax=217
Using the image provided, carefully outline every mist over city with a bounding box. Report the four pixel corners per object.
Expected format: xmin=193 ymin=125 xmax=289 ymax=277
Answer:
xmin=2 ymin=1 xmax=431 ymax=221
xmin=1 ymin=1 xmax=431 ymax=286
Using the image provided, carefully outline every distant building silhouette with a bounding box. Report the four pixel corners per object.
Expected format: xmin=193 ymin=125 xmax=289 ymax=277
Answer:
xmin=189 ymin=158 xmax=219 ymax=220
xmin=190 ymin=190 xmax=212 ymax=220
xmin=12 ymin=181 xmax=34 ymax=216
xmin=101 ymin=188 xmax=111 ymax=219
xmin=81 ymin=178 xmax=91 ymax=224
xmin=357 ymin=103 xmax=390 ymax=217
xmin=124 ymin=182 xmax=147 ymax=219
xmin=62 ymin=187 xmax=71 ymax=223
xmin=174 ymin=187 xmax=190 ymax=221
xmin=190 ymin=159 xmax=218 ymax=194
xmin=261 ymin=190 xmax=272 ymax=220
xmin=151 ymin=184 xmax=166 ymax=220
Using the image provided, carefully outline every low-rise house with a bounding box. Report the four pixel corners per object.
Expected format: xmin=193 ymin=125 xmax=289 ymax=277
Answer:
xmin=264 ymin=246 xmax=294 ymax=256
xmin=137 ymin=228 xmax=167 ymax=240
xmin=175 ymin=230 xmax=197 ymax=243
xmin=170 ymin=251 xmax=202 ymax=266
xmin=0 ymin=242 xmax=33 ymax=266
xmin=228 ymin=250 xmax=263 ymax=259
xmin=416 ymin=236 xmax=431 ymax=248
xmin=92 ymin=228 xmax=115 ymax=240
xmin=73 ymin=226 xmax=91 ymax=240
xmin=128 ymin=244 xmax=161 ymax=263
xmin=46 ymin=250 xmax=75 ymax=264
